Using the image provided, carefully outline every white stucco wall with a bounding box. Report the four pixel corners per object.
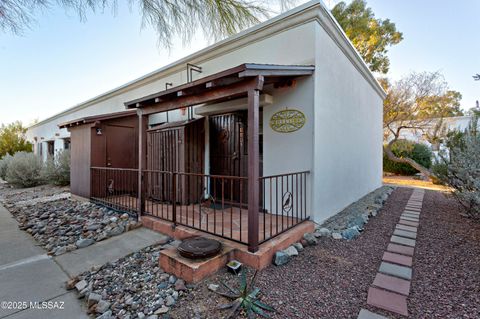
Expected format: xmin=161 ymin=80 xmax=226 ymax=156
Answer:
xmin=311 ymin=22 xmax=383 ymax=223
xmin=26 ymin=1 xmax=385 ymax=223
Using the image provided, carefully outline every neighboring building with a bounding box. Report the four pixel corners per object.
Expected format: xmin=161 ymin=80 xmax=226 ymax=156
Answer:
xmin=26 ymin=0 xmax=385 ymax=251
xmin=389 ymin=115 xmax=478 ymax=158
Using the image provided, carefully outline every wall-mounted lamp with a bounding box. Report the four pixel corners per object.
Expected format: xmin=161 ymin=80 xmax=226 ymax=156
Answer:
xmin=96 ymin=128 xmax=102 ymax=135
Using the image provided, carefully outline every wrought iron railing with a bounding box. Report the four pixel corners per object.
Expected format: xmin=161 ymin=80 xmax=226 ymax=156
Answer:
xmin=90 ymin=167 xmax=309 ymax=247
xmin=90 ymin=167 xmax=138 ymax=214
xmin=259 ymin=171 xmax=310 ymax=243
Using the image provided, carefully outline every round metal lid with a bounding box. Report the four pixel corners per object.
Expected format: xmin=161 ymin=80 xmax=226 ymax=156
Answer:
xmin=177 ymin=237 xmax=222 ymax=259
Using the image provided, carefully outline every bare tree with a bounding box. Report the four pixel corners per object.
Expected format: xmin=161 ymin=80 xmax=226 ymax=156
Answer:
xmin=0 ymin=0 xmax=293 ymax=47
xmin=382 ymin=71 xmax=463 ymax=178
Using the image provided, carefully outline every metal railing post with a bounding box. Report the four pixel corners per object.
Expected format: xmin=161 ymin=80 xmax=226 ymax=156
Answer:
xmin=172 ymin=172 xmax=177 ymax=226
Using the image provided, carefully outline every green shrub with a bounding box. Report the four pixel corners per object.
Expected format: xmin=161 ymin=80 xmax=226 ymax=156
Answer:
xmin=441 ymin=117 xmax=480 ymax=219
xmin=5 ymin=152 xmax=44 ymax=187
xmin=431 ymin=162 xmax=448 ymax=185
xmin=383 ymin=140 xmax=433 ymax=175
xmin=0 ymin=154 xmax=13 ymax=180
xmin=41 ymin=150 xmax=70 ymax=186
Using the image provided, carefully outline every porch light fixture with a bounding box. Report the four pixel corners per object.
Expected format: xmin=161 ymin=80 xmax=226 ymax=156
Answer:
xmin=96 ymin=128 xmax=102 ymax=135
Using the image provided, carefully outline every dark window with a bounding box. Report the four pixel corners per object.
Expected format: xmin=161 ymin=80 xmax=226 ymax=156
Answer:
xmin=63 ymin=138 xmax=71 ymax=150
xmin=47 ymin=141 xmax=54 ymax=156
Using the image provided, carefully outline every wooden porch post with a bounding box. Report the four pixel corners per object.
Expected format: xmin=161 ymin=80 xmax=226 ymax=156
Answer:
xmin=247 ymin=88 xmax=260 ymax=252
xmin=137 ymin=109 xmax=147 ymax=219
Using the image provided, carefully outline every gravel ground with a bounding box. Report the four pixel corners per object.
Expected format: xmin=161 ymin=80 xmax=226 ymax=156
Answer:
xmin=170 ymin=187 xmax=411 ymax=319
xmin=406 ymin=190 xmax=480 ymax=318
xmin=71 ymin=242 xmax=193 ymax=318
xmin=0 ymin=182 xmax=68 ymax=203
xmin=0 ymin=183 xmax=139 ymax=256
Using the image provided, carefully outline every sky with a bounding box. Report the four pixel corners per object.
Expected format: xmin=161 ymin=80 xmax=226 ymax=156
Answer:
xmin=0 ymin=0 xmax=479 ymax=126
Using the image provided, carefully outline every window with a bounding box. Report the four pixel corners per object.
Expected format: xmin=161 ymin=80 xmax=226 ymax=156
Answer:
xmin=63 ymin=138 xmax=71 ymax=150
xmin=47 ymin=141 xmax=54 ymax=156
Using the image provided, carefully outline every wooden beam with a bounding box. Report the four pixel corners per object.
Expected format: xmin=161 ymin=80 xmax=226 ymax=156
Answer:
xmin=137 ymin=109 xmax=147 ymax=220
xmin=247 ymin=85 xmax=261 ymax=253
xmin=141 ymin=76 xmax=264 ymax=116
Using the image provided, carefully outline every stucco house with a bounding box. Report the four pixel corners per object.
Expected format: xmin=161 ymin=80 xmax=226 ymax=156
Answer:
xmin=26 ymin=0 xmax=385 ymax=253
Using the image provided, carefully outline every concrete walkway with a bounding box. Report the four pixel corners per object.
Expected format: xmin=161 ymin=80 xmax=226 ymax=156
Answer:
xmin=0 ymin=204 xmax=87 ymax=319
xmin=0 ymin=204 xmax=168 ymax=319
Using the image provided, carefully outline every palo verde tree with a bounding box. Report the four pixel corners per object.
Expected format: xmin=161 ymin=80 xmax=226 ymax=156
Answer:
xmin=331 ymin=0 xmax=403 ymax=73
xmin=0 ymin=0 xmax=294 ymax=47
xmin=382 ymin=71 xmax=463 ymax=178
xmin=0 ymin=121 xmax=32 ymax=158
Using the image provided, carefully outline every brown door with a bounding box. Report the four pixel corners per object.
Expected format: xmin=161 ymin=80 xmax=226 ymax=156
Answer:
xmin=209 ymin=112 xmax=248 ymax=204
xmin=106 ymin=125 xmax=136 ymax=168
xmin=105 ymin=125 xmax=137 ymax=195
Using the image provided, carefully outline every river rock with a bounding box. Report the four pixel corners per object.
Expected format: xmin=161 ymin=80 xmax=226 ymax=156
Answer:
xmin=303 ymin=233 xmax=318 ymax=246
xmin=273 ymin=251 xmax=290 ymax=266
xmin=76 ymin=238 xmax=95 ymax=248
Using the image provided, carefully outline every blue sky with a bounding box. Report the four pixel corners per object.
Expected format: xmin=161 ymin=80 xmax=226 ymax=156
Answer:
xmin=0 ymin=0 xmax=478 ymax=126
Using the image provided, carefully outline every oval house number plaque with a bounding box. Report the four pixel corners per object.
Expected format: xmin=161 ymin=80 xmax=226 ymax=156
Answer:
xmin=269 ymin=109 xmax=306 ymax=133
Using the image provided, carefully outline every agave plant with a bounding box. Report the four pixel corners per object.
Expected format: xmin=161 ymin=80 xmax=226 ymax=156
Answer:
xmin=215 ymin=270 xmax=275 ymax=318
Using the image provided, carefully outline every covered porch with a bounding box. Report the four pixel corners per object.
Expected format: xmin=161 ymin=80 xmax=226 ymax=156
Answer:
xmin=68 ymin=63 xmax=314 ymax=253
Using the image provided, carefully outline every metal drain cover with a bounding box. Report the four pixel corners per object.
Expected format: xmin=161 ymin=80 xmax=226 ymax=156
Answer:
xmin=177 ymin=237 xmax=222 ymax=259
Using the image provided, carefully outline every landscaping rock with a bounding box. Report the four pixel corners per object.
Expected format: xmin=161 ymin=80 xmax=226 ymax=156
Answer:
xmin=96 ymin=310 xmax=112 ymax=319
xmin=75 ymin=280 xmax=88 ymax=292
xmin=342 ymin=227 xmax=360 ymax=240
xmin=87 ymin=293 xmax=102 ymax=307
xmin=76 ymin=238 xmax=95 ymax=248
xmin=208 ymin=284 xmax=219 ymax=292
xmin=174 ymin=279 xmax=187 ymax=291
xmin=54 ymin=246 xmax=67 ymax=256
xmin=315 ymin=227 xmax=331 ymax=237
xmin=273 ymin=251 xmax=290 ymax=266
xmin=347 ymin=216 xmax=365 ymax=230
xmin=165 ymin=295 xmax=175 ymax=307
xmin=95 ymin=300 xmax=111 ymax=314
xmin=303 ymin=233 xmax=318 ymax=246
xmin=284 ymin=245 xmax=299 ymax=257
xmin=332 ymin=232 xmax=342 ymax=240
xmin=292 ymin=242 xmax=304 ymax=252
xmin=3 ymin=192 xmax=138 ymax=256
xmin=154 ymin=306 xmax=169 ymax=315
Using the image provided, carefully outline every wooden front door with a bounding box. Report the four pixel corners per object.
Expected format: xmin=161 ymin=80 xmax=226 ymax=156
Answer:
xmin=105 ymin=125 xmax=136 ymax=168
xmin=209 ymin=112 xmax=248 ymax=203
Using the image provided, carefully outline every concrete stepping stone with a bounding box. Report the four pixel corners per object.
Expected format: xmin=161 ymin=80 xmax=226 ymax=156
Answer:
xmin=357 ymin=308 xmax=389 ymax=319
xmin=406 ymin=203 xmax=422 ymax=207
xmin=391 ymin=235 xmax=416 ymax=247
xmin=402 ymin=213 xmax=420 ymax=219
xmin=379 ymin=262 xmax=412 ymax=280
xmin=393 ymin=229 xmax=417 ymax=239
xmin=398 ymin=219 xmax=419 ymax=227
xmin=387 ymin=243 xmax=414 ymax=256
xmin=396 ymin=224 xmax=417 ymax=232
xmin=400 ymin=216 xmax=419 ymax=222
xmin=405 ymin=206 xmax=422 ymax=213
xmin=373 ymin=272 xmax=411 ymax=295
xmin=382 ymin=251 xmax=413 ymax=267
xmin=367 ymin=287 xmax=408 ymax=316
xmin=405 ymin=210 xmax=421 ymax=214
xmin=402 ymin=210 xmax=420 ymax=217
